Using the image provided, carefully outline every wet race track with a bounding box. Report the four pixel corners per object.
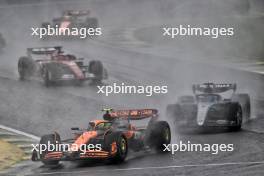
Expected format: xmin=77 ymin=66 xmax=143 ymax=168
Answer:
xmin=0 ymin=0 xmax=264 ymax=175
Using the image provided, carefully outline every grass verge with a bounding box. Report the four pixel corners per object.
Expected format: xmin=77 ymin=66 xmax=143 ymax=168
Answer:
xmin=0 ymin=139 xmax=24 ymax=171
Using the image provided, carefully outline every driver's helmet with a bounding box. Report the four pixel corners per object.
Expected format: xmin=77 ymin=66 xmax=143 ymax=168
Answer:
xmin=209 ymin=96 xmax=216 ymax=102
xmin=102 ymin=108 xmax=113 ymax=121
xmin=96 ymin=122 xmax=112 ymax=131
xmin=103 ymin=112 xmax=112 ymax=121
xmin=208 ymin=95 xmax=220 ymax=102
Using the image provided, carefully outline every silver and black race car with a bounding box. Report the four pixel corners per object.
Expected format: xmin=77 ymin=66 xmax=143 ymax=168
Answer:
xmin=18 ymin=46 xmax=107 ymax=86
xmin=166 ymin=83 xmax=250 ymax=131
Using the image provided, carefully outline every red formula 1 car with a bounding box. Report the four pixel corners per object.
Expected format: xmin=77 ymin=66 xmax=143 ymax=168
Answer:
xmin=32 ymin=109 xmax=171 ymax=166
xmin=41 ymin=10 xmax=99 ymax=39
xmin=18 ymin=46 xmax=107 ymax=86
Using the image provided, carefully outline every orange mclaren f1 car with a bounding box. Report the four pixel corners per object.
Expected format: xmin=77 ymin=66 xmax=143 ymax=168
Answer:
xmin=32 ymin=109 xmax=171 ymax=166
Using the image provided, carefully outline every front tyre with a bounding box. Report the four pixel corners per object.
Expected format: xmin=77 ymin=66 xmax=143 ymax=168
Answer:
xmin=42 ymin=68 xmax=52 ymax=87
xmin=105 ymin=132 xmax=128 ymax=164
xmin=39 ymin=133 xmax=61 ymax=166
xmin=146 ymin=121 xmax=171 ymax=152
xmin=230 ymin=105 xmax=243 ymax=131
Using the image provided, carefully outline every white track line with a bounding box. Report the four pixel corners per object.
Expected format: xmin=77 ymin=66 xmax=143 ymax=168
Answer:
xmin=0 ymin=124 xmax=40 ymax=141
xmin=34 ymin=161 xmax=264 ymax=175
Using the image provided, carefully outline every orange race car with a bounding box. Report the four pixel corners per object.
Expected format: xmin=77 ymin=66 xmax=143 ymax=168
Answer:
xmin=31 ymin=109 xmax=171 ymax=166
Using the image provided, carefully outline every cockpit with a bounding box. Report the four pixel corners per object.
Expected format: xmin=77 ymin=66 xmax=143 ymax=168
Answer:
xmin=112 ymin=118 xmax=130 ymax=129
xmin=87 ymin=121 xmax=112 ymax=131
xmin=196 ymin=94 xmax=221 ymax=103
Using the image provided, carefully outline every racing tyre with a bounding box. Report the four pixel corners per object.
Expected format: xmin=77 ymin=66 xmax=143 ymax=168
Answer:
xmin=41 ymin=22 xmax=50 ymax=28
xmin=232 ymin=94 xmax=251 ymax=121
xmin=42 ymin=68 xmax=52 ymax=87
xmin=146 ymin=121 xmax=171 ymax=152
xmin=86 ymin=17 xmax=98 ymax=28
xmin=18 ymin=56 xmax=35 ymax=80
xmin=88 ymin=60 xmax=103 ymax=83
xmin=40 ymin=22 xmax=51 ymax=40
xmin=105 ymin=132 xmax=128 ymax=163
xmin=103 ymin=68 xmax=108 ymax=80
xmin=229 ymin=105 xmax=243 ymax=131
xmin=39 ymin=133 xmax=61 ymax=165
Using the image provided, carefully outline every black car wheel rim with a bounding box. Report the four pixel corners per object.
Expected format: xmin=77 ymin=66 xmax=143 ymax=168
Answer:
xmin=164 ymin=127 xmax=170 ymax=143
xmin=237 ymin=108 xmax=242 ymax=125
xmin=120 ymin=138 xmax=127 ymax=156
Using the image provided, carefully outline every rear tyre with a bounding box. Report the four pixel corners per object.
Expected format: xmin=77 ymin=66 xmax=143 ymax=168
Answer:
xmin=39 ymin=133 xmax=61 ymax=166
xmin=18 ymin=56 xmax=35 ymax=80
xmin=105 ymin=132 xmax=128 ymax=164
xmin=86 ymin=17 xmax=98 ymax=29
xmin=88 ymin=60 xmax=103 ymax=83
xmin=146 ymin=121 xmax=171 ymax=152
xmin=41 ymin=22 xmax=51 ymax=28
xmin=41 ymin=23 xmax=51 ymax=40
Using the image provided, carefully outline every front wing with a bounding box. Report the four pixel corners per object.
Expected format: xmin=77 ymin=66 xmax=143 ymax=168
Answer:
xmin=32 ymin=142 xmax=118 ymax=162
xmin=175 ymin=104 xmax=238 ymax=127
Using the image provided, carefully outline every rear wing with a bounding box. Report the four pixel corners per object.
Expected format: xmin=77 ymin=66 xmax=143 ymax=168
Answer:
xmin=109 ymin=109 xmax=158 ymax=120
xmin=63 ymin=10 xmax=90 ymax=16
xmin=192 ymin=83 xmax=237 ymax=94
xmin=27 ymin=46 xmax=63 ymax=55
